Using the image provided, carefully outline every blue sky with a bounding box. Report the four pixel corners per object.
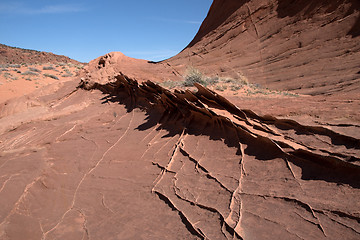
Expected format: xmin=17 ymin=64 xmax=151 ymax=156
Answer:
xmin=0 ymin=0 xmax=212 ymax=62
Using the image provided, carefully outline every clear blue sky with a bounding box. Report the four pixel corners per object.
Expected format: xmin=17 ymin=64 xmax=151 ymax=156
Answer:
xmin=0 ymin=0 xmax=212 ymax=62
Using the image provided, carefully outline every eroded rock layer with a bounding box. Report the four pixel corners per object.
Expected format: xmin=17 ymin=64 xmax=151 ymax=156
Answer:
xmin=0 ymin=74 xmax=359 ymax=239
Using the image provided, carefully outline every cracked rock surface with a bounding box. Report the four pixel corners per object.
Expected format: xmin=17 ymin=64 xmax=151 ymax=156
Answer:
xmin=0 ymin=0 xmax=359 ymax=239
xmin=0 ymin=74 xmax=358 ymax=239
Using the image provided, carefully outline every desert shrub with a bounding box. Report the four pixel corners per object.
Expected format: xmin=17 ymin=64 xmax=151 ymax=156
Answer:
xmin=28 ymin=67 xmax=41 ymax=73
xmin=215 ymin=85 xmax=227 ymax=91
xmin=61 ymin=73 xmax=73 ymax=77
xmin=160 ymin=80 xmax=182 ymax=89
xmin=183 ymin=67 xmax=207 ymax=87
xmin=64 ymin=69 xmax=72 ymax=74
xmin=25 ymin=78 xmax=32 ymax=81
xmin=21 ymin=71 xmax=39 ymax=76
xmin=205 ymin=76 xmax=219 ymax=85
xmin=9 ymin=64 xmax=21 ymax=68
xmin=282 ymin=91 xmax=299 ymax=97
xmin=43 ymin=73 xmax=59 ymax=80
xmin=57 ymin=62 xmax=66 ymax=66
xmin=3 ymin=72 xmax=11 ymax=79
xmin=230 ymin=85 xmax=242 ymax=91
xmin=43 ymin=66 xmax=55 ymax=70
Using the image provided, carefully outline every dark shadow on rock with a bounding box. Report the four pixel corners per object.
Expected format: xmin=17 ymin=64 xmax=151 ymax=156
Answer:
xmin=79 ymin=74 xmax=360 ymax=189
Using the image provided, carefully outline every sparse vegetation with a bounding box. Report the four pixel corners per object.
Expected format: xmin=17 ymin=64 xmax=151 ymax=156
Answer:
xmin=183 ymin=67 xmax=207 ymax=87
xmin=159 ymin=80 xmax=183 ymax=89
xmin=43 ymin=66 xmax=55 ymax=70
xmin=3 ymin=72 xmax=11 ymax=79
xmin=61 ymin=73 xmax=73 ymax=77
xmin=28 ymin=67 xmax=41 ymax=73
xmin=21 ymin=71 xmax=39 ymax=76
xmin=215 ymin=85 xmax=227 ymax=91
xmin=157 ymin=66 xmax=299 ymax=97
xmin=43 ymin=73 xmax=59 ymax=80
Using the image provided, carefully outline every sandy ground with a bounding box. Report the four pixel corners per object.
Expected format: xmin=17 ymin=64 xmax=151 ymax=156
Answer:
xmin=0 ymin=63 xmax=84 ymax=103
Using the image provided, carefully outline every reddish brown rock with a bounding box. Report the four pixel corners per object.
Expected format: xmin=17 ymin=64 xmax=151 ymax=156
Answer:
xmin=0 ymin=0 xmax=359 ymax=239
xmin=166 ymin=0 xmax=360 ymax=96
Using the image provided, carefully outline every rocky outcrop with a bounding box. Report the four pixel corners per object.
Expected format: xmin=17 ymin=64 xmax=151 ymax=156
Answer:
xmin=0 ymin=0 xmax=360 ymax=239
xmin=0 ymin=73 xmax=359 ymax=239
xmin=166 ymin=0 xmax=360 ymax=95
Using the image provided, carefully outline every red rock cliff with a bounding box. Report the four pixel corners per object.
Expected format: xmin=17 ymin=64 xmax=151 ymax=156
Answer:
xmin=166 ymin=0 xmax=360 ymax=95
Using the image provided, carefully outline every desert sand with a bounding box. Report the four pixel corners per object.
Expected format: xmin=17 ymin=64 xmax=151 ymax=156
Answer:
xmin=0 ymin=0 xmax=359 ymax=239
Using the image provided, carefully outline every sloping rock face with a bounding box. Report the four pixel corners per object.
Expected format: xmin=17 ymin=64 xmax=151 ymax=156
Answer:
xmin=0 ymin=75 xmax=359 ymax=239
xmin=166 ymin=0 xmax=360 ymax=95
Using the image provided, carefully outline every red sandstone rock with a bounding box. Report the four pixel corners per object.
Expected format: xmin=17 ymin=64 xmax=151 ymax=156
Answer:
xmin=0 ymin=0 xmax=359 ymax=239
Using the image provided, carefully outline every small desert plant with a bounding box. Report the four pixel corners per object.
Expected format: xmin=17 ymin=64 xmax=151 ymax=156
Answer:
xmin=160 ymin=80 xmax=182 ymax=89
xmin=230 ymin=85 xmax=242 ymax=91
xmin=61 ymin=73 xmax=73 ymax=77
xmin=43 ymin=73 xmax=59 ymax=80
xmin=43 ymin=66 xmax=55 ymax=70
xmin=9 ymin=64 xmax=21 ymax=68
xmin=215 ymin=85 xmax=227 ymax=91
xmin=21 ymin=71 xmax=39 ymax=76
xmin=205 ymin=76 xmax=220 ymax=85
xmin=183 ymin=67 xmax=207 ymax=87
xmin=282 ymin=91 xmax=299 ymax=97
xmin=28 ymin=67 xmax=41 ymax=73
xmin=3 ymin=72 xmax=11 ymax=79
